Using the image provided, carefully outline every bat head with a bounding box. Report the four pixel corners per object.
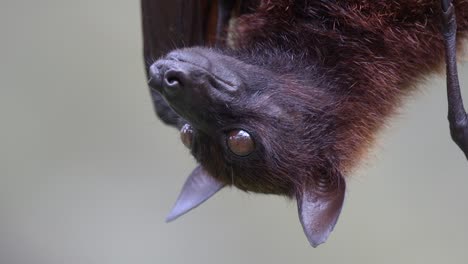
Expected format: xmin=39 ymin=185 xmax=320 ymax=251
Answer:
xmin=149 ymin=47 xmax=346 ymax=247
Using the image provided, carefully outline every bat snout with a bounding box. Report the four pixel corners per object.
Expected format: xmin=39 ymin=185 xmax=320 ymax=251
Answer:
xmin=148 ymin=48 xmax=250 ymax=130
xmin=147 ymin=63 xmax=162 ymax=89
xmin=148 ymin=62 xmax=193 ymax=98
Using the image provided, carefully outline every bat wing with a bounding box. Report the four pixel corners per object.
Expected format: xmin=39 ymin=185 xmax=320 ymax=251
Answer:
xmin=141 ymin=0 xmax=217 ymax=127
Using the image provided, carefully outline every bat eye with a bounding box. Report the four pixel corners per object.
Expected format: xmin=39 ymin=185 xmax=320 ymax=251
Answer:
xmin=180 ymin=124 xmax=193 ymax=149
xmin=227 ymin=129 xmax=255 ymax=156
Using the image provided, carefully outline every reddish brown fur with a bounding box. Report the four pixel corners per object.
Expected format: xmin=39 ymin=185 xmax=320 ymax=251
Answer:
xmin=230 ymin=0 xmax=468 ymax=175
xmin=145 ymin=0 xmax=468 ymax=197
xmin=145 ymin=0 xmax=468 ymax=245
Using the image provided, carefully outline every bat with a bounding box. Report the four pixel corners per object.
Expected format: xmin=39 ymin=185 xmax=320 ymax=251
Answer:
xmin=141 ymin=0 xmax=468 ymax=247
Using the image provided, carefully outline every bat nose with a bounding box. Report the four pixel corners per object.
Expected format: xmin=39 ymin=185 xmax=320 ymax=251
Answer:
xmin=148 ymin=62 xmax=191 ymax=96
xmin=163 ymin=69 xmax=188 ymax=94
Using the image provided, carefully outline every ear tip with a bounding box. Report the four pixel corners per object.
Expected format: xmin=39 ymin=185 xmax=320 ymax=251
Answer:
xmin=306 ymin=234 xmax=328 ymax=248
xmin=300 ymin=221 xmax=332 ymax=247
xmin=164 ymin=198 xmax=190 ymax=222
xmin=310 ymin=242 xmax=321 ymax=248
xmin=165 ymin=213 xmax=178 ymax=223
xmin=165 ymin=205 xmax=187 ymax=223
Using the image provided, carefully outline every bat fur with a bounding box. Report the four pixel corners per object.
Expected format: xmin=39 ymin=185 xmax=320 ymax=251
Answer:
xmin=144 ymin=0 xmax=468 ymax=246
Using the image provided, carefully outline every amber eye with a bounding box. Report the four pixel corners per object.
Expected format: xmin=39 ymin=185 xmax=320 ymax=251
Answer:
xmin=227 ymin=129 xmax=255 ymax=156
xmin=180 ymin=124 xmax=193 ymax=149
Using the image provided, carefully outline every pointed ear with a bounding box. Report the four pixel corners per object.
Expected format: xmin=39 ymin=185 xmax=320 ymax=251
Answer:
xmin=166 ymin=165 xmax=225 ymax=222
xmin=296 ymin=172 xmax=346 ymax=247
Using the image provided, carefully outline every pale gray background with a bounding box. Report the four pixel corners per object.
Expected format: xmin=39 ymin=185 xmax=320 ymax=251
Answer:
xmin=1 ymin=1 xmax=468 ymax=264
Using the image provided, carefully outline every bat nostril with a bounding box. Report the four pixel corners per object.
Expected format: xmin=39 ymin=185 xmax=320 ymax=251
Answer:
xmin=163 ymin=70 xmax=188 ymax=94
xmin=166 ymin=76 xmax=180 ymax=86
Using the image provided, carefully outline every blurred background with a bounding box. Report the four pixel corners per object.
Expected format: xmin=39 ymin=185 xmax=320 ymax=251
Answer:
xmin=1 ymin=1 xmax=468 ymax=264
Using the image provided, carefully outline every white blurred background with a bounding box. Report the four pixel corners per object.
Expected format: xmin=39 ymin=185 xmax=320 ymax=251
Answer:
xmin=1 ymin=1 xmax=468 ymax=263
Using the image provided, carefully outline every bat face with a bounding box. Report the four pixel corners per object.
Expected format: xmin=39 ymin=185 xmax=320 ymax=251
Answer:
xmin=150 ymin=47 xmax=332 ymax=194
xmin=149 ymin=47 xmax=346 ymax=247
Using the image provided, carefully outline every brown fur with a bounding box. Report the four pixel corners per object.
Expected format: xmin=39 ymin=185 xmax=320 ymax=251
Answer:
xmin=146 ymin=0 xmax=468 ymax=245
xmin=146 ymin=0 xmax=468 ymax=197
xmin=229 ymin=0 xmax=468 ymax=176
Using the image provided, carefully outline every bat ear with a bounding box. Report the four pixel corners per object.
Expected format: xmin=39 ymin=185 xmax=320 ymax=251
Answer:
xmin=166 ymin=165 xmax=225 ymax=222
xmin=296 ymin=172 xmax=346 ymax=247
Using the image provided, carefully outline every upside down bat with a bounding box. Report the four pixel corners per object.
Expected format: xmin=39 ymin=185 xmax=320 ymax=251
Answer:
xmin=141 ymin=0 xmax=468 ymax=247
